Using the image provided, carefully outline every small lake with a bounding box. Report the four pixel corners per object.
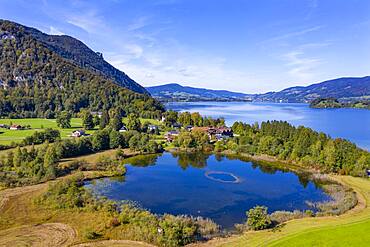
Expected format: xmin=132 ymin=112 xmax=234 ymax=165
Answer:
xmin=85 ymin=152 xmax=330 ymax=229
xmin=166 ymin=101 xmax=370 ymax=150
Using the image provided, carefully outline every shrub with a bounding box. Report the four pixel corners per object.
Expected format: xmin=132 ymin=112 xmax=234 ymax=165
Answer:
xmin=246 ymin=206 xmax=272 ymax=230
xmin=269 ymin=210 xmax=306 ymax=225
xmin=84 ymin=230 xmax=102 ymax=240
xmin=193 ymin=217 xmax=220 ymax=238
xmin=314 ymin=183 xmax=357 ymax=216
xmin=159 ymin=214 xmax=197 ymax=246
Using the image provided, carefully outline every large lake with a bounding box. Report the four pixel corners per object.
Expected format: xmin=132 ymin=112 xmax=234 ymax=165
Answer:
xmin=86 ymin=153 xmax=330 ymax=228
xmin=166 ymin=101 xmax=370 ymax=150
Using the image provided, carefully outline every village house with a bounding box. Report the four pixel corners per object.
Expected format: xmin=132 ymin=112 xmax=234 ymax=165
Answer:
xmin=172 ymin=122 xmax=182 ymax=129
xmin=71 ymin=130 xmax=86 ymax=137
xmin=91 ymin=111 xmax=103 ymax=118
xmin=164 ymin=130 xmax=180 ymax=142
xmin=192 ymin=126 xmax=233 ymax=140
xmin=185 ymin=125 xmax=193 ymax=131
xmin=119 ymin=126 xmax=128 ymax=132
xmin=148 ymin=124 xmax=159 ymax=132
xmin=9 ymin=124 xmax=22 ymax=130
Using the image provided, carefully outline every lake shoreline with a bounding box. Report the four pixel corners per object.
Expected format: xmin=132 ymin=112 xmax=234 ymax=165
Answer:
xmin=0 ymin=149 xmax=364 ymax=247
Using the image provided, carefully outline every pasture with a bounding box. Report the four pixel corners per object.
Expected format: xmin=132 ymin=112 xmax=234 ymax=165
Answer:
xmin=0 ymin=117 xmax=162 ymax=145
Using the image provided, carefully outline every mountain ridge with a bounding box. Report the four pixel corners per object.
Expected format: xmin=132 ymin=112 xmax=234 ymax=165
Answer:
xmin=147 ymin=76 xmax=370 ymax=103
xmin=0 ymin=19 xmax=163 ymax=118
xmin=146 ymin=83 xmax=253 ymax=101
xmin=0 ymin=19 xmax=147 ymax=94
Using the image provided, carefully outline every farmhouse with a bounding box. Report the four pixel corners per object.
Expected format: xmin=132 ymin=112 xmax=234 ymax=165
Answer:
xmin=185 ymin=125 xmax=193 ymax=131
xmin=164 ymin=130 xmax=180 ymax=142
xmin=173 ymin=122 xmax=182 ymax=129
xmin=9 ymin=124 xmax=22 ymax=130
xmin=71 ymin=130 xmax=86 ymax=137
xmin=119 ymin=126 xmax=128 ymax=132
xmin=91 ymin=111 xmax=103 ymax=118
xmin=192 ymin=126 xmax=233 ymax=140
xmin=148 ymin=124 xmax=159 ymax=132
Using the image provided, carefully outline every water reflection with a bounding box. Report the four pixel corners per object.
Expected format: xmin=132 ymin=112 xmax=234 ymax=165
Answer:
xmin=86 ymin=152 xmax=330 ymax=228
xmin=166 ymin=102 xmax=370 ymax=150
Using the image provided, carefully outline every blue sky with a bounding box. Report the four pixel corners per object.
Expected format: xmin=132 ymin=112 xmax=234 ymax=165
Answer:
xmin=0 ymin=0 xmax=369 ymax=93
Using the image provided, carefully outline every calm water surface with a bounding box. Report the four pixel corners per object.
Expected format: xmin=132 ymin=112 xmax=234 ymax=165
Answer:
xmin=85 ymin=153 xmax=330 ymax=228
xmin=166 ymin=102 xmax=370 ymax=150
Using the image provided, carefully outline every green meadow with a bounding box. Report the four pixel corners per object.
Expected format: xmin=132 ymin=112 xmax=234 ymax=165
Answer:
xmin=0 ymin=117 xmax=162 ymax=145
xmin=0 ymin=118 xmax=85 ymax=145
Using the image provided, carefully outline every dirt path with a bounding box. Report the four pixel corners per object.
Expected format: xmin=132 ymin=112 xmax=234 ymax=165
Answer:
xmin=0 ymin=223 xmax=76 ymax=247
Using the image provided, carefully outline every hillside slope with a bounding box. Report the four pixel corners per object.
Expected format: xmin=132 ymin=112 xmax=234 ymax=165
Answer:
xmin=148 ymin=77 xmax=370 ymax=103
xmin=146 ymin=83 xmax=253 ymax=101
xmin=0 ymin=20 xmax=163 ymax=118
xmin=256 ymin=77 xmax=370 ymax=103
xmin=21 ymin=25 xmax=147 ymax=94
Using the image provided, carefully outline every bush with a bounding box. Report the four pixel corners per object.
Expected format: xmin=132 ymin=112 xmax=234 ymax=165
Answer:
xmin=159 ymin=214 xmax=197 ymax=246
xmin=23 ymin=128 xmax=61 ymax=145
xmin=84 ymin=230 xmax=102 ymax=240
xmin=269 ymin=210 xmax=306 ymax=225
xmin=246 ymin=206 xmax=272 ymax=230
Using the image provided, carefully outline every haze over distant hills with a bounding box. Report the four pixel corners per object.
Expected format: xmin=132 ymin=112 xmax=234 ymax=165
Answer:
xmin=147 ymin=77 xmax=370 ymax=103
xmin=146 ymin=83 xmax=253 ymax=102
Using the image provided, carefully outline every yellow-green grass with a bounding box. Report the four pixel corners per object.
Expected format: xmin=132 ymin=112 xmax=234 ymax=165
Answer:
xmin=0 ymin=175 xmax=120 ymax=244
xmin=0 ymin=118 xmax=91 ymax=145
xmin=58 ymin=149 xmax=120 ymax=168
xmin=204 ymin=176 xmax=370 ymax=247
xmin=0 ymin=149 xmax=148 ymax=245
xmin=0 ymin=117 xmax=162 ymax=145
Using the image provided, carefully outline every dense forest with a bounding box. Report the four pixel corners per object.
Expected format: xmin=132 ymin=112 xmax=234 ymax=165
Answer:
xmin=230 ymin=121 xmax=370 ymax=176
xmin=172 ymin=119 xmax=369 ymax=177
xmin=310 ymin=98 xmax=370 ymax=109
xmin=0 ymin=20 xmax=164 ymax=118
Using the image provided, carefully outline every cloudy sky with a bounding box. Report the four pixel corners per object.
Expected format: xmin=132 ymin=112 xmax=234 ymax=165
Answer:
xmin=0 ymin=0 xmax=369 ymax=93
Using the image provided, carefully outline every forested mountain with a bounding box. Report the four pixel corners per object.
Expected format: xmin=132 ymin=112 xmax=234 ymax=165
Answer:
xmin=255 ymin=77 xmax=370 ymax=103
xmin=146 ymin=83 xmax=253 ymax=102
xmin=0 ymin=20 xmax=163 ymax=118
xmin=149 ymin=77 xmax=370 ymax=103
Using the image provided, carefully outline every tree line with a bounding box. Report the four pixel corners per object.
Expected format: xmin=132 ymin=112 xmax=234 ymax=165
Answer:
xmin=0 ymin=127 xmax=163 ymax=187
xmin=163 ymin=110 xmax=225 ymax=127
xmin=229 ymin=120 xmax=369 ymax=176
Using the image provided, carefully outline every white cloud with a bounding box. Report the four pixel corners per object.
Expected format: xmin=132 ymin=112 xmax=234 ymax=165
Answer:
xmin=271 ymin=26 xmax=323 ymax=42
xmin=282 ymin=51 xmax=321 ymax=81
xmin=66 ymin=11 xmax=105 ymax=34
xmin=127 ymin=16 xmax=151 ymax=31
xmin=48 ymin=26 xmax=65 ymax=35
xmin=124 ymin=44 xmax=144 ymax=59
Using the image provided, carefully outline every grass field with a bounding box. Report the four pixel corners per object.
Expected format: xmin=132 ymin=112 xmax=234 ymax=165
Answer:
xmin=0 ymin=117 xmax=162 ymax=145
xmin=0 ymin=174 xmax=369 ymax=246
xmin=0 ymin=118 xmax=86 ymax=145
xmin=193 ymin=176 xmax=370 ymax=247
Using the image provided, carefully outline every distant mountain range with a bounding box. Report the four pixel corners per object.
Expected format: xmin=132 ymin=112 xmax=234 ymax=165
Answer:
xmin=147 ymin=77 xmax=370 ymax=103
xmin=256 ymin=77 xmax=370 ymax=103
xmin=146 ymin=83 xmax=253 ymax=102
